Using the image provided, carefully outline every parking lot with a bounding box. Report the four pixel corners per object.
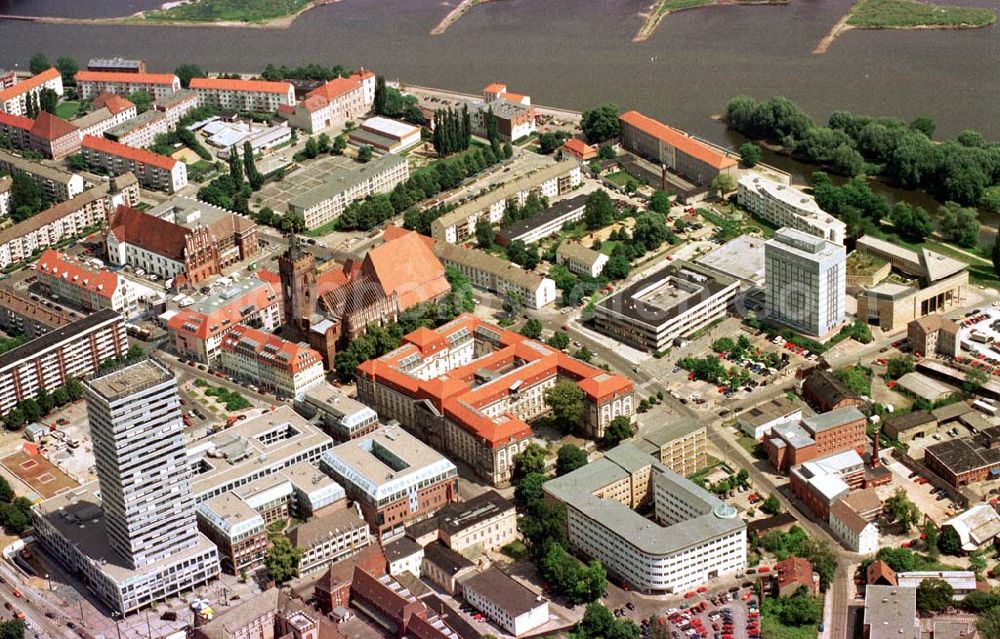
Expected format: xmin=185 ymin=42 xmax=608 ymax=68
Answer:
xmin=647 ymin=586 xmax=758 ymax=639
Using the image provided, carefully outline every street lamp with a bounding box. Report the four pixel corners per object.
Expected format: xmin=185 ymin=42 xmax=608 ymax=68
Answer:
xmin=44 ymin=574 xmax=51 ymax=592
xmin=111 ymin=612 xmax=123 ymax=639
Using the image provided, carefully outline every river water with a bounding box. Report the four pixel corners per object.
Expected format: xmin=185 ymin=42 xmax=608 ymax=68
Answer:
xmin=0 ymin=0 xmax=999 ymax=216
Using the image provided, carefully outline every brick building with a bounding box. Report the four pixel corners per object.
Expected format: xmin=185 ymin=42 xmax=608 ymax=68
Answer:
xmin=764 ymin=406 xmax=868 ymax=472
xmin=801 ymin=368 xmax=862 ymax=413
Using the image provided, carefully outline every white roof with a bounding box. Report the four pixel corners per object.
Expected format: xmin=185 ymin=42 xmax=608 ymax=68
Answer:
xmin=362 ymin=116 xmax=419 ymax=138
xmin=945 ymin=504 xmax=1000 ymax=551
xmin=896 ymin=571 xmax=977 ymax=591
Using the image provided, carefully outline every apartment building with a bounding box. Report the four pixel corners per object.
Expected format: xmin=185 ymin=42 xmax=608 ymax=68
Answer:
xmin=0 ymin=176 xmax=7 ymax=218
xmin=0 ymin=150 xmax=84 ymax=202
xmin=496 ymin=194 xmax=588 ymax=246
xmin=153 ymin=89 xmax=200 ymax=127
xmin=0 ymin=309 xmax=128 ymax=416
xmin=167 ymin=278 xmax=282 ymax=362
xmin=76 ymin=71 xmax=181 ymax=101
xmin=738 ymin=174 xmax=846 ymax=245
xmin=104 ymin=109 xmax=170 ymax=149
xmin=287 ymin=153 xmax=409 ymax=230
xmin=433 ymin=241 xmax=557 ymax=309
xmin=0 ymin=184 xmax=111 ymax=270
xmin=0 ymin=288 xmax=74 ymax=339
xmin=593 ymin=260 xmax=740 ymax=352
xmin=356 ymin=315 xmax=634 ymax=486
xmin=320 ymin=426 xmax=459 ymax=541
xmin=73 ymin=93 xmax=138 ymax=138
xmin=765 ymin=227 xmax=846 ymax=337
xmin=431 ymin=161 xmax=582 ymax=243
xmin=0 ymin=68 xmax=63 ymax=117
xmin=288 ymin=505 xmax=372 ymax=576
xmin=189 ymin=77 xmax=296 ymax=112
xmin=281 ymin=69 xmax=375 ymax=133
xmin=618 ymin=110 xmax=737 ymax=186
xmin=0 ymin=111 xmax=82 ymax=160
xmin=87 ymin=58 xmax=146 ymax=74
xmin=908 ymin=314 xmax=960 ymax=358
xmin=219 ymin=324 xmax=325 ymax=399
xmin=555 ymin=240 xmax=609 ymax=278
xmin=81 ymin=135 xmax=187 ymax=192
xmin=545 ymin=445 xmax=747 ymax=593
xmin=34 ymin=249 xmax=141 ymax=316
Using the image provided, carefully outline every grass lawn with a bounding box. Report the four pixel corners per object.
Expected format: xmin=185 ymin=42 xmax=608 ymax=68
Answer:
xmin=599 ymin=240 xmax=620 ymax=256
xmin=54 ymin=101 xmax=80 ymax=120
xmin=848 ymin=0 xmax=996 ymax=27
xmin=304 ymin=219 xmax=339 ymax=238
xmin=143 ymin=0 xmax=314 ymax=23
xmin=735 ymin=432 xmax=758 ymax=456
xmin=653 ymin=0 xmax=714 ymax=16
xmin=760 ymin=614 xmax=820 ymax=639
xmin=605 ymin=170 xmax=640 ymax=190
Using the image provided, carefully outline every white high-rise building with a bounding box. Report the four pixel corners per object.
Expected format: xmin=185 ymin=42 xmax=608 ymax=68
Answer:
xmin=765 ymin=227 xmax=846 ymax=337
xmin=32 ymin=358 xmax=219 ymax=614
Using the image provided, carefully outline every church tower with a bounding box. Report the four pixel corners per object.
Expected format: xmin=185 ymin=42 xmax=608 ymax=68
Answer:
xmin=277 ymin=232 xmax=317 ymax=332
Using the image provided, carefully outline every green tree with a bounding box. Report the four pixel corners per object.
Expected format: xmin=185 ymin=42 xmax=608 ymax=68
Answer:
xmin=514 ymin=471 xmax=546 ymax=510
xmin=331 ymin=134 xmax=347 ymax=155
xmin=264 ymin=535 xmax=302 ymax=584
xmin=597 ymin=144 xmax=616 ymax=160
xmin=243 ymin=140 xmax=264 ymax=191
xmin=602 ymin=415 xmax=634 ymax=447
xmin=581 ymin=103 xmax=620 ymax=143
xmin=938 ymin=525 xmax=963 ymax=555
xmin=502 ymin=289 xmax=523 ymax=316
xmin=227 ymin=146 xmax=244 ymax=187
xmin=174 ymin=64 xmax=205 ymax=88
xmin=886 ymin=355 xmax=915 ymax=380
xmin=520 ymin=318 xmax=543 ymax=340
xmin=573 ymin=602 xmax=639 ymax=639
xmin=556 ymin=444 xmax=588 ymax=476
xmin=739 ymin=142 xmax=762 ymax=168
xmin=938 ymin=201 xmax=980 ymax=248
xmin=601 ymin=254 xmax=630 ymax=281
xmin=548 ymin=331 xmax=570 ymax=350
xmin=649 ymin=189 xmax=670 ymax=214
xmin=910 ymin=117 xmax=936 ymax=138
xmin=965 ymin=368 xmax=989 ymax=394
xmin=127 ymin=90 xmax=152 ymax=114
xmin=475 ymin=217 xmax=495 ymax=248
xmin=583 ymin=190 xmax=615 ymax=230
xmin=917 ymin=578 xmax=954 ymax=613
xmin=19 ymin=399 xmax=41 ymax=423
xmin=3 ymin=408 xmax=25 ymax=431
xmin=55 ymin=56 xmax=78 ymax=86
xmin=884 ymin=488 xmax=921 ymax=532
xmin=0 ymin=620 xmax=25 ymax=639
xmin=970 ymin=549 xmax=988 ymax=579
xmin=513 ymin=443 xmax=547 ymax=481
xmin=0 ymin=478 xmax=13 ymax=504
xmin=544 ymin=381 xmax=585 ymax=433
xmin=761 ymin=493 xmax=782 ymax=515
xmin=373 ymin=75 xmax=387 ymax=116
xmin=710 ymin=173 xmax=737 ymax=196
xmin=357 ymin=145 xmax=373 ymax=163
xmin=28 ymin=53 xmax=50 ymax=75
xmin=979 ymin=607 xmax=1000 ymax=639
xmin=68 ymin=153 xmax=87 ymax=171
xmin=923 ymin=521 xmax=940 ymax=559
xmin=10 ymin=171 xmax=46 ymax=215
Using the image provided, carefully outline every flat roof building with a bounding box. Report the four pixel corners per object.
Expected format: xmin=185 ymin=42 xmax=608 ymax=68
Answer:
xmin=593 ymin=260 xmax=739 ymax=352
xmin=695 ymin=234 xmax=767 ymax=289
xmin=349 ymin=116 xmax=421 ymax=154
xmin=738 ymin=174 xmax=845 ymax=245
xmin=765 ymin=227 xmax=845 ymax=337
xmin=545 ymin=444 xmax=746 ymax=593
xmin=863 ymin=586 xmax=919 ymax=639
xmin=296 ymin=383 xmax=380 ymax=442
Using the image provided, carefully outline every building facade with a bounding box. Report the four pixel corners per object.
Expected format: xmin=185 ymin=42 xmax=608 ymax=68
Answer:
xmin=433 ymin=242 xmax=557 ymax=309
xmin=189 ymin=78 xmax=296 ymax=112
xmin=219 ymin=324 xmax=325 ymax=399
xmin=738 ymin=174 xmax=845 ymax=245
xmin=765 ymin=227 xmax=846 ymax=337
xmin=76 ymin=71 xmax=180 ymax=101
xmin=618 ymin=110 xmax=738 ymax=186
xmin=0 ymin=150 xmax=84 ymax=202
xmin=81 ymin=135 xmax=187 ymax=192
xmin=282 ymin=70 xmax=375 ymax=134
xmin=35 ymin=249 xmax=141 ymax=316
xmin=0 ymin=68 xmax=63 ymax=117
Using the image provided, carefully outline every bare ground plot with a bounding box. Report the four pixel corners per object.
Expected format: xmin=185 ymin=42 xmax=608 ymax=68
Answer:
xmin=1 ymin=450 xmax=77 ymax=499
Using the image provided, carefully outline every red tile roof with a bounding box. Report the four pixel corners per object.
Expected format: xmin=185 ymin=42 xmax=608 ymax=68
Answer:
xmin=0 ymin=68 xmax=60 ymax=103
xmin=108 ymin=205 xmax=187 ymax=261
xmin=76 ymin=71 xmax=178 ymax=86
xmin=363 ymin=228 xmax=449 ymax=311
xmin=82 ymin=134 xmax=177 ymax=171
xmin=562 ymin=138 xmax=597 ymax=160
xmin=0 ymin=112 xmax=32 ymax=131
xmin=35 ymin=249 xmax=119 ymax=300
xmin=190 ymin=77 xmax=293 ymax=95
xmin=619 ymin=110 xmax=737 ymax=170
xmin=29 ymin=112 xmax=79 ymax=142
xmin=775 ymin=557 xmax=815 ymax=591
xmin=167 ymin=280 xmax=280 ymax=341
xmin=483 ymin=83 xmax=506 ymax=94
xmin=307 ymin=76 xmax=362 ymax=102
xmin=90 ymin=93 xmax=135 ymax=115
xmin=220 ymin=323 xmax=322 ymax=374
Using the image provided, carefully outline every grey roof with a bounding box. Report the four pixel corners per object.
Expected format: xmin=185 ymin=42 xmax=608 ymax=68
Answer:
xmin=408 ymin=490 xmax=515 ymax=539
xmin=433 ymin=241 xmax=551 ymax=292
xmin=863 ymin=586 xmax=919 ymax=639
xmin=287 ymin=507 xmax=367 ymax=549
xmin=0 ymin=308 xmax=121 ymax=374
xmin=603 ymin=441 xmax=654 ymax=473
xmin=155 ymin=89 xmax=198 ymax=109
xmin=422 ymin=541 xmax=473 ymax=574
xmin=738 ymin=397 xmax=802 ymax=428
xmin=555 ymin=240 xmax=605 ymax=268
xmin=0 ymin=149 xmax=79 ymax=184
xmin=931 ymin=401 xmax=972 ymax=423
xmin=545 ymin=445 xmax=745 ymax=557
xmin=462 ymin=567 xmax=546 ymax=617
xmin=802 ymin=406 xmax=866 ymax=434
xmin=641 ymin=416 xmax=704 ymax=447
xmin=497 ymin=194 xmax=588 ymax=243
xmin=384 ymin=536 xmax=423 ymax=562
xmin=105 ymin=109 xmax=166 ymax=140
xmin=288 ymin=153 xmax=407 ymax=211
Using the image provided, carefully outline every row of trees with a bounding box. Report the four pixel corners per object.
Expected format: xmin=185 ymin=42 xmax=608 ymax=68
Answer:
xmin=373 ymin=75 xmax=424 ymax=125
xmin=4 ymin=377 xmax=85 ymax=431
xmin=28 ymin=52 xmax=77 ymax=87
xmin=7 ymin=171 xmax=50 ymax=222
xmin=198 ymin=142 xmax=264 ymax=215
xmin=726 ymin=95 xmax=1000 ymax=206
xmin=431 ymin=106 xmax=472 ymax=158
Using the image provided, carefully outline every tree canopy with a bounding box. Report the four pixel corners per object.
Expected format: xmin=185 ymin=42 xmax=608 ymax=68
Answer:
xmin=556 ymin=444 xmax=589 ymax=476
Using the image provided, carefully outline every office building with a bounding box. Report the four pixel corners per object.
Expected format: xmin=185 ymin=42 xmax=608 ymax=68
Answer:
xmin=561 ymin=138 xmax=598 ymax=162
xmin=0 ymin=308 xmax=127 ymax=415
xmin=593 ymin=260 xmax=740 ymax=352
xmin=765 ymin=227 xmax=846 ymax=337
xmin=288 ymin=153 xmax=409 ymax=230
xmin=320 ymin=426 xmax=459 ymax=540
xmin=433 ymin=241 xmax=557 ymax=309
xmin=0 ymin=150 xmax=84 ymax=202
xmin=695 ymin=234 xmax=768 ymax=289
xmin=356 ymin=315 xmax=633 ymax=485
xmin=349 ymin=567 xmax=458 ymax=639
xmin=35 ymin=249 xmax=141 ymax=316
xmin=764 ymin=406 xmax=868 ymax=471
xmin=146 ymin=196 xmax=261 ymax=271
xmin=408 ymin=490 xmax=517 ymax=557
xmin=194 ymin=588 xmax=346 ymax=639
xmin=738 ymin=174 xmax=845 ymax=244
xmin=431 ymin=161 xmax=582 ymax=243
xmin=618 ymin=110 xmax=737 ymax=186
xmin=462 ymin=568 xmax=549 ymax=636
xmin=296 ymin=383 xmax=380 ymax=442
xmin=81 ymin=135 xmax=187 ymax=193
xmin=280 ymin=69 xmax=375 ymax=134
xmin=287 ymin=505 xmax=372 ymax=576
xmin=189 ymin=77 xmax=296 ymax=112
xmin=168 ymin=278 xmax=282 ymax=363
xmin=636 ymin=417 xmax=709 ymax=477
xmin=32 ymin=359 xmax=219 ymax=614
xmin=76 ymin=71 xmax=180 ymax=101
xmin=545 ymin=445 xmax=747 ymax=593
xmin=86 ymin=58 xmax=146 ymax=73
xmin=219 ymin=324 xmax=325 ymax=399
xmin=789 ymin=450 xmax=866 ymax=519
xmin=0 ymin=68 xmax=63 ymax=117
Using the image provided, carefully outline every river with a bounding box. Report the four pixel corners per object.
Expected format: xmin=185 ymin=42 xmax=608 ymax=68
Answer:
xmin=0 ymin=0 xmax=999 ymax=221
